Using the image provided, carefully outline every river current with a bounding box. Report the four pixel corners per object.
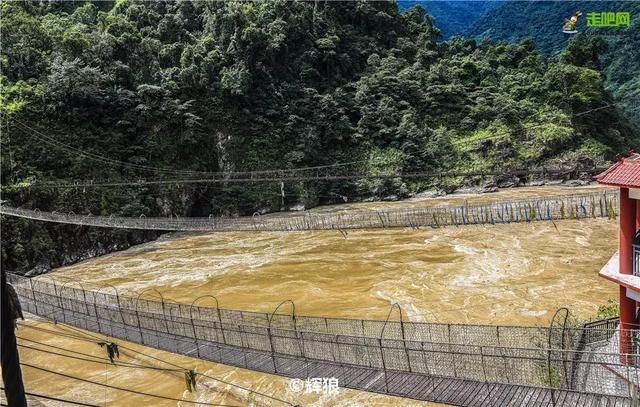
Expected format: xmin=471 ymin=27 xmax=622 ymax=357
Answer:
xmin=15 ymin=185 xmax=619 ymax=406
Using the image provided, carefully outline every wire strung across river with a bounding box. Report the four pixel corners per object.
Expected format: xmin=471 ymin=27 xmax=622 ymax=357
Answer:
xmin=5 ymin=165 xmax=608 ymax=187
xmin=0 ymin=190 xmax=619 ymax=232
xmin=16 ymin=322 xmax=297 ymax=406
xmin=20 ymin=363 xmax=245 ymax=407
xmin=9 ymin=103 xmax=624 ymax=182
xmin=0 ymin=386 xmax=99 ymax=407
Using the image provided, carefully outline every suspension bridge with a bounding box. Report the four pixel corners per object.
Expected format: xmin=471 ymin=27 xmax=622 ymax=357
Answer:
xmin=9 ymin=274 xmax=639 ymax=406
xmin=0 ymin=190 xmax=619 ymax=232
xmin=18 ymin=166 xmax=608 ymax=187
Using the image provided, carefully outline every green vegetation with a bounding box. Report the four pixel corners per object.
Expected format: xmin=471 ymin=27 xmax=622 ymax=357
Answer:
xmin=0 ymin=1 xmax=637 ymax=272
xmin=397 ymin=1 xmax=502 ymax=38
xmin=596 ymin=299 xmax=619 ymax=319
xmin=467 ymin=1 xmax=640 ymax=125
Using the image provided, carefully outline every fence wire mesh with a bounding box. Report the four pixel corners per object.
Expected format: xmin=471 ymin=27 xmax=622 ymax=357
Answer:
xmin=10 ymin=274 xmax=639 ymax=401
xmin=1 ymin=190 xmax=619 ymax=231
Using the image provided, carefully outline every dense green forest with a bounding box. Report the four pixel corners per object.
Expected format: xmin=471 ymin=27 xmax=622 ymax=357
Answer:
xmin=1 ymin=0 xmax=637 ymax=273
xmin=467 ymin=0 xmax=640 ymax=125
xmin=398 ymin=0 xmax=501 ymax=38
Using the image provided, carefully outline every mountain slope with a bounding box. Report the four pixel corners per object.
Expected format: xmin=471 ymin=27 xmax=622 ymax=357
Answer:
xmin=398 ymin=0 xmax=502 ymax=38
xmin=0 ymin=1 xmax=637 ymax=272
xmin=466 ymin=1 xmax=640 ymax=125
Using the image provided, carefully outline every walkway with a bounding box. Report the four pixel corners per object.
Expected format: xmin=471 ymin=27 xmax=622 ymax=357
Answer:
xmin=10 ymin=275 xmax=636 ymax=406
xmin=1 ymin=190 xmax=618 ymax=232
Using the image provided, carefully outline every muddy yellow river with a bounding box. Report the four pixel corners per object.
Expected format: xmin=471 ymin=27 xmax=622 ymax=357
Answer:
xmin=14 ymin=185 xmax=619 ymax=406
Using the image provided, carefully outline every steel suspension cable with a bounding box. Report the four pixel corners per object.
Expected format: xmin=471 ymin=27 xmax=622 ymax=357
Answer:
xmin=8 ymin=102 xmax=628 ymax=185
xmin=0 ymin=387 xmax=99 ymax=407
xmin=11 ymin=119 xmax=361 ymax=177
xmin=17 ymin=323 xmax=296 ymax=406
xmin=19 ymin=363 xmax=243 ymax=407
xmin=15 ymin=165 xmax=608 ymax=188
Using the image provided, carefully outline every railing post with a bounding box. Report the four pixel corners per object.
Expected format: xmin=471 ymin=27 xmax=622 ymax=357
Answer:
xmin=266 ymin=300 xmax=296 ymax=375
xmin=381 ymin=303 xmax=411 ymax=372
xmin=80 ymin=287 xmax=90 ymax=322
xmin=267 ymin=325 xmax=277 ymax=373
xmin=135 ymin=306 xmax=144 ymax=345
xmin=628 ymin=364 xmax=633 ymax=399
xmin=420 ymin=341 xmax=433 ymax=391
xmin=378 ymin=337 xmax=389 ymax=393
xmin=218 ymin=309 xmax=227 ymax=345
xmin=53 ymin=281 xmax=63 ymax=323
xmin=28 ymin=278 xmax=38 ymax=316
xmin=189 ymin=295 xmax=222 ymax=358
xmin=93 ymin=292 xmax=102 ymax=334
xmin=480 ymin=345 xmax=491 ymax=396
xmin=135 ymin=289 xmax=164 ymax=345
xmin=160 ymin=300 xmax=168 ymax=333
xmin=94 ymin=285 xmax=121 ymax=338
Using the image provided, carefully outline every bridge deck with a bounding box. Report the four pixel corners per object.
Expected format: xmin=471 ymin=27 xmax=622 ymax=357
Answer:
xmin=19 ymin=297 xmax=631 ymax=407
xmin=1 ymin=190 xmax=618 ymax=232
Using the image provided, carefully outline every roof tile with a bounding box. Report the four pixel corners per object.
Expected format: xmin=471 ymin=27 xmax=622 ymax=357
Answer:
xmin=596 ymin=153 xmax=640 ymax=188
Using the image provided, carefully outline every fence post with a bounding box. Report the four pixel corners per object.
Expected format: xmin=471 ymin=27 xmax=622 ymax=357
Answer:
xmin=189 ymin=295 xmax=222 ymax=358
xmin=135 ymin=289 xmax=165 ymax=346
xmin=27 ymin=278 xmax=38 ymax=316
xmin=381 ymin=303 xmax=411 ymax=372
xmin=52 ymin=281 xmax=64 ymax=323
xmin=479 ymin=344 xmax=493 ymax=400
xmin=266 ymin=300 xmax=296 ymax=375
xmin=380 ymin=338 xmax=389 ymax=393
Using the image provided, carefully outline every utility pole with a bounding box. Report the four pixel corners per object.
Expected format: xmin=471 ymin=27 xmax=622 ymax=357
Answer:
xmin=1 ymin=269 xmax=27 ymax=407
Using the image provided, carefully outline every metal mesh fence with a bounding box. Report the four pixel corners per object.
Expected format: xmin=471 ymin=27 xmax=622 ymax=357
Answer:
xmin=11 ymin=275 xmax=622 ymax=350
xmin=10 ymin=274 xmax=638 ymax=399
xmin=1 ymin=190 xmax=619 ymax=231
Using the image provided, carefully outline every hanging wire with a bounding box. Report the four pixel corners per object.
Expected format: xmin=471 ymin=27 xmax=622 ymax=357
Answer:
xmin=19 ymin=363 xmax=243 ymax=407
xmin=17 ymin=321 xmax=296 ymax=406
xmin=0 ymin=386 xmax=99 ymax=407
xmin=6 ymin=102 xmax=627 ymax=189
xmin=11 ymin=119 xmax=361 ymax=177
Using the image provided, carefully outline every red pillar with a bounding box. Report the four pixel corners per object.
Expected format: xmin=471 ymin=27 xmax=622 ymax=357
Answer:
xmin=619 ymin=187 xmax=637 ymax=362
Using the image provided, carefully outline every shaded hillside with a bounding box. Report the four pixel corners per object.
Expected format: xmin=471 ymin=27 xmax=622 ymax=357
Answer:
xmin=467 ymin=1 xmax=640 ymax=124
xmin=398 ymin=0 xmax=502 ymax=38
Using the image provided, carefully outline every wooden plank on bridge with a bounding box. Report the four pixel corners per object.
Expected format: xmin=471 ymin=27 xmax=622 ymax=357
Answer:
xmin=17 ymin=297 xmax=634 ymax=407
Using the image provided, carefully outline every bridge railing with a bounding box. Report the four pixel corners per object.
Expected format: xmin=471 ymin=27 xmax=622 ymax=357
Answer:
xmin=16 ymin=286 xmax=639 ymax=397
xmin=11 ymin=274 xmax=620 ymax=351
xmin=10 ymin=274 xmax=639 ymax=397
xmin=1 ymin=190 xmax=619 ymax=231
xmin=9 ymin=275 xmax=579 ymax=348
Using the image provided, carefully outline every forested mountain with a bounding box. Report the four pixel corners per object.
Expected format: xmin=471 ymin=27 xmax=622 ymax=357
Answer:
xmin=466 ymin=1 xmax=640 ymax=125
xmin=398 ymin=0 xmax=502 ymax=38
xmin=1 ymin=1 xmax=637 ymax=273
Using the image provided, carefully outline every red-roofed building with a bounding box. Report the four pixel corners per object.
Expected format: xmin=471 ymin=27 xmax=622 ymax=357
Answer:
xmin=596 ymin=153 xmax=640 ymax=190
xmin=596 ymin=153 xmax=640 ymax=364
